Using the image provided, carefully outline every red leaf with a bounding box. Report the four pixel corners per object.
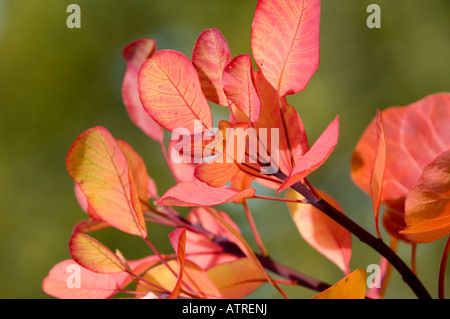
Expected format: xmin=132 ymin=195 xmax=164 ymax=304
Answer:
xmin=287 ymin=189 xmax=352 ymax=274
xmin=370 ymin=110 xmax=386 ymax=238
xmin=122 ymin=39 xmax=163 ymax=142
xmin=157 ymin=179 xmax=255 ymax=207
xmin=66 ymin=127 xmax=147 ymax=237
xmin=168 ymin=228 xmax=187 ymax=299
xmin=69 ymin=233 xmax=126 ymax=273
xmin=401 ymin=150 xmax=450 ymax=243
xmin=278 ymin=116 xmax=339 ymax=192
xmin=252 ymin=70 xmax=291 ymax=175
xmin=223 ymin=54 xmax=261 ymax=122
xmin=251 ymin=0 xmax=320 ymax=96
xmin=138 ymin=49 xmax=213 ymax=133
xmin=192 ymin=28 xmax=232 ymax=106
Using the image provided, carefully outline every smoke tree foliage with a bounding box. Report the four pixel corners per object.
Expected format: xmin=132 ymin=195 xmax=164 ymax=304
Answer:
xmin=43 ymin=0 xmax=449 ymax=299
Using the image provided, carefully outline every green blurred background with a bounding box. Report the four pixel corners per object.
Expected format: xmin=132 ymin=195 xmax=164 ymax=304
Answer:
xmin=1 ymin=0 xmax=449 ymax=299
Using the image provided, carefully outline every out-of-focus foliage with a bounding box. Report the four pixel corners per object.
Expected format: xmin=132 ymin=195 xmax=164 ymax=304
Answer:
xmin=0 ymin=0 xmax=449 ymax=298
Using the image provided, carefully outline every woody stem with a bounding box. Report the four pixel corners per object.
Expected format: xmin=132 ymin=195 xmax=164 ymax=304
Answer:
xmin=274 ymin=171 xmax=432 ymax=299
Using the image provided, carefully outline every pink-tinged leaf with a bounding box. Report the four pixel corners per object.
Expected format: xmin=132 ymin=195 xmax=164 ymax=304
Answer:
xmin=43 ymin=259 xmax=126 ymax=299
xmin=116 ymin=139 xmax=150 ymax=205
xmin=287 ymin=189 xmax=352 ymax=274
xmin=278 ymin=116 xmax=339 ymax=192
xmin=168 ymin=228 xmax=187 ymax=299
xmin=72 ymin=218 xmax=110 ymax=234
xmin=223 ymin=54 xmax=261 ymax=122
xmin=192 ymin=28 xmax=232 ymax=106
xmin=138 ymin=49 xmax=213 ymax=133
xmin=69 ymin=233 xmax=126 ymax=273
xmin=251 ymin=0 xmax=321 ymax=96
xmin=207 ymin=258 xmax=266 ymax=298
xmin=122 ymin=38 xmax=164 ymax=142
xmin=311 ymin=269 xmax=367 ymax=299
xmin=157 ymin=179 xmax=255 ymax=207
xmin=370 ymin=110 xmax=386 ymax=239
xmin=43 ymin=256 xmax=159 ymax=299
xmin=230 ymin=171 xmax=253 ymax=203
xmin=66 ymin=127 xmax=147 ymax=237
xmin=185 ymin=207 xmax=241 ymax=269
xmin=167 ymin=139 xmax=197 ymax=183
xmin=401 ymin=151 xmax=450 ymax=243
xmin=194 ymin=162 xmax=240 ymax=187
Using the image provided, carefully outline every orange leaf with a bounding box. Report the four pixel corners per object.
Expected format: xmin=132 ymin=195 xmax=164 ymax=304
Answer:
xmin=194 ymin=162 xmax=240 ymax=187
xmin=122 ymin=38 xmax=163 ymax=142
xmin=69 ymin=233 xmax=126 ymax=273
xmin=287 ymin=189 xmax=352 ymax=274
xmin=370 ymin=110 xmax=386 ymax=238
xmin=312 ymin=269 xmax=367 ymax=299
xmin=278 ymin=116 xmax=339 ymax=192
xmin=136 ymin=259 xmax=222 ymax=299
xmin=168 ymin=228 xmax=187 ymax=299
xmin=138 ymin=49 xmax=213 ymax=133
xmin=207 ymin=258 xmax=266 ymax=298
xmin=401 ymin=150 xmax=450 ymax=243
xmin=223 ymin=54 xmax=261 ymax=122
xmin=251 ymin=0 xmax=320 ymax=96
xmin=66 ymin=126 xmax=147 ymax=237
xmin=192 ymin=28 xmax=232 ymax=106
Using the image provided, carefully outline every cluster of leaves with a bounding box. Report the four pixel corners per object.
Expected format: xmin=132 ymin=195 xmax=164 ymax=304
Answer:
xmin=43 ymin=0 xmax=449 ymax=299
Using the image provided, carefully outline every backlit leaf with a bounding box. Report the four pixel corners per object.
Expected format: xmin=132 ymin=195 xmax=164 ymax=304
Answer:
xmin=287 ymin=189 xmax=352 ymax=274
xmin=136 ymin=259 xmax=222 ymax=299
xmin=223 ymin=54 xmax=261 ymax=122
xmin=351 ymin=93 xmax=450 ymax=240
xmin=311 ymin=269 xmax=367 ymax=299
xmin=168 ymin=228 xmax=187 ymax=299
xmin=351 ymin=93 xmax=450 ymax=208
xmin=138 ymin=49 xmax=213 ymax=133
xmin=401 ymin=150 xmax=450 ymax=243
xmin=192 ymin=28 xmax=232 ymax=106
xmin=116 ymin=139 xmax=150 ymax=205
xmin=370 ymin=110 xmax=386 ymax=238
xmin=278 ymin=116 xmax=339 ymax=192
xmin=66 ymin=127 xmax=147 ymax=237
xmin=122 ymin=38 xmax=163 ymax=142
xmin=207 ymin=258 xmax=266 ymax=298
xmin=43 ymin=256 xmax=159 ymax=299
xmin=157 ymin=179 xmax=255 ymax=207
xmin=69 ymin=233 xmax=126 ymax=273
xmin=251 ymin=0 xmax=321 ymax=96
